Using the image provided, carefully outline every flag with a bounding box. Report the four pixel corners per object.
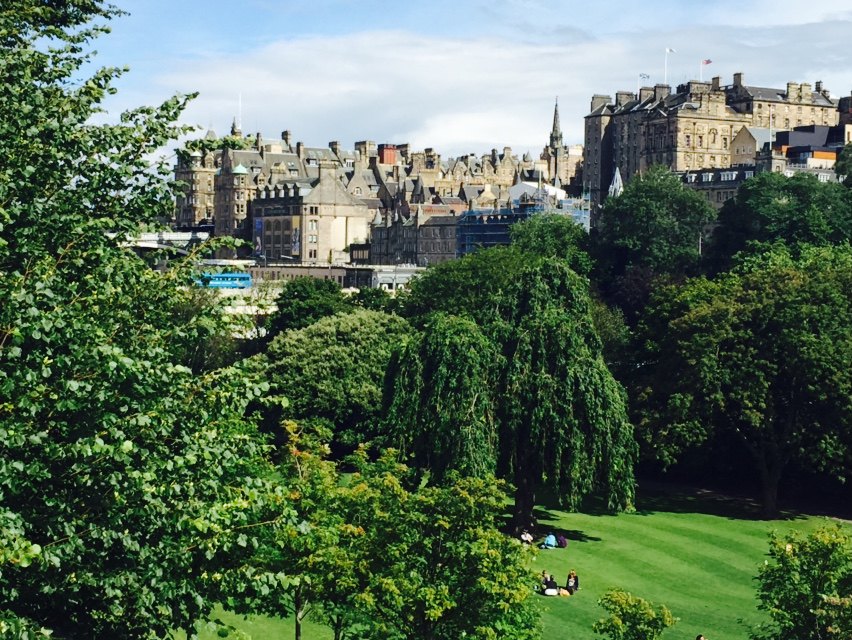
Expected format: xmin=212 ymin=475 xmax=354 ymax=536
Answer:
xmin=639 ymin=73 xmax=650 ymax=80
xmin=666 ymin=47 xmax=677 ymax=53
xmin=702 ymin=59 xmax=713 ymax=65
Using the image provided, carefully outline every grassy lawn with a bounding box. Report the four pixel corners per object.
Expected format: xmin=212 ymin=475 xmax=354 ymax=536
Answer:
xmin=186 ymin=484 xmax=844 ymax=640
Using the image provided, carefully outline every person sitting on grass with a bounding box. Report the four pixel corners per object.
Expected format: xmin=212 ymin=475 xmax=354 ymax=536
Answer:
xmin=520 ymin=530 xmax=534 ymax=544
xmin=543 ymin=575 xmax=559 ymax=596
xmin=539 ymin=532 xmax=557 ymax=549
xmin=565 ymin=569 xmax=580 ymax=594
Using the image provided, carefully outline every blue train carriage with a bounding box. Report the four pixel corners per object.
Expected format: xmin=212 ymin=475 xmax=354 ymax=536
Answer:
xmin=195 ymin=271 xmax=253 ymax=289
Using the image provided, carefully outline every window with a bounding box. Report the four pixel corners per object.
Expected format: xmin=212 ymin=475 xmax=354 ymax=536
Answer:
xmin=308 ymin=220 xmax=318 ymax=231
xmin=698 ymin=135 xmax=703 ymax=147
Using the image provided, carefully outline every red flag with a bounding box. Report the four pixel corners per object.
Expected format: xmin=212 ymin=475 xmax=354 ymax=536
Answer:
xmin=702 ymin=59 xmax=713 ymax=65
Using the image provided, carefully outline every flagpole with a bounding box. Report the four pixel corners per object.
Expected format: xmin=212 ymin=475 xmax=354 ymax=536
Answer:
xmin=664 ymin=49 xmax=668 ymax=86
xmin=699 ymin=60 xmax=703 ymax=82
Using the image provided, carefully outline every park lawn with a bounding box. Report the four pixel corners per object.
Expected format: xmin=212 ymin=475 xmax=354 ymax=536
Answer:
xmin=182 ymin=484 xmax=843 ymax=640
xmin=530 ymin=484 xmax=836 ymax=640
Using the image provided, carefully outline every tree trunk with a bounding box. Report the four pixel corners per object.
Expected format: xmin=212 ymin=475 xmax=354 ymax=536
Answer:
xmin=513 ymin=465 xmax=536 ymax=535
xmin=294 ymin=587 xmax=303 ymax=640
xmin=756 ymin=451 xmax=783 ymax=518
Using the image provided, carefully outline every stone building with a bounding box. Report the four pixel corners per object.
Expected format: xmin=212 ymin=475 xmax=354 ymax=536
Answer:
xmin=584 ymin=72 xmax=840 ymax=221
xmin=252 ymin=159 xmax=371 ymax=264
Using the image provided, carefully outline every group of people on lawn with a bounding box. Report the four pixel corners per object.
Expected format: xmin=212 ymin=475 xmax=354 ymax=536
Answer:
xmin=540 ymin=569 xmax=580 ymax=597
xmin=523 ymin=529 xmax=580 ymax=597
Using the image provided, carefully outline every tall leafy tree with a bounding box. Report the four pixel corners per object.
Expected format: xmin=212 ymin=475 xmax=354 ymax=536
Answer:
xmin=265 ymin=276 xmax=353 ymax=339
xmin=0 ymin=2 xmax=289 ymax=635
xmin=335 ymin=451 xmax=541 ymax=640
xmin=509 ymin=212 xmax=593 ymax=276
xmin=384 ymin=313 xmax=499 ymax=481
xmin=708 ymin=171 xmax=852 ymax=272
xmin=592 ymin=165 xmax=715 ymax=320
xmin=264 ymin=309 xmax=411 ymax=446
xmin=386 ymin=260 xmax=636 ymax=530
xmin=401 ymin=245 xmax=531 ymax=327
xmin=499 ymin=260 xmax=636 ymax=528
xmin=633 ymin=245 xmax=852 ymax=515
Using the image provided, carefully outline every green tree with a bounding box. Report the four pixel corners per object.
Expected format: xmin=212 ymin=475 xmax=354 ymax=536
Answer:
xmin=510 ymin=212 xmax=593 ymax=276
xmin=219 ymin=423 xmax=347 ymax=640
xmin=350 ymin=286 xmax=392 ymax=312
xmin=265 ymin=276 xmax=352 ymax=338
xmin=384 ymin=313 xmax=499 ymax=481
xmin=709 ymin=172 xmax=852 ymax=272
xmin=835 ymin=143 xmax=852 ymax=188
xmin=593 ymin=165 xmax=716 ymax=320
xmin=499 ymin=260 xmax=636 ymax=528
xmin=0 ymin=2 xmax=289 ymax=635
xmin=593 ymin=588 xmax=677 ymax=640
xmin=633 ymin=245 xmax=852 ymax=515
xmin=336 ymin=451 xmax=541 ymax=640
xmin=401 ymin=245 xmax=531 ymax=327
xmin=752 ymin=525 xmax=852 ymax=640
xmin=264 ymin=309 xmax=411 ymax=446
xmin=385 ymin=260 xmax=636 ymax=530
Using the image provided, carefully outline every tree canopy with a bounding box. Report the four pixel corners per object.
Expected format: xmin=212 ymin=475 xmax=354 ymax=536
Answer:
xmin=509 ymin=212 xmax=593 ymax=276
xmin=592 ymin=166 xmax=716 ymax=319
xmin=400 ymin=245 xmax=532 ymax=327
xmin=632 ymin=244 xmax=852 ymax=515
xmin=0 ymin=3 xmax=287 ymax=635
xmin=264 ymin=309 xmax=411 ymax=447
xmin=708 ymin=171 xmax=852 ymax=272
xmin=384 ymin=313 xmax=499 ymax=481
xmin=386 ymin=259 xmax=636 ymax=530
xmin=265 ymin=276 xmax=353 ymax=339
xmin=753 ymin=525 xmax=852 ymax=640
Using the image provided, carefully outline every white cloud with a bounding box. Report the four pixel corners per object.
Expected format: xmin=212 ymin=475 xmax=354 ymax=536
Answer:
xmin=118 ymin=9 xmax=852 ymax=159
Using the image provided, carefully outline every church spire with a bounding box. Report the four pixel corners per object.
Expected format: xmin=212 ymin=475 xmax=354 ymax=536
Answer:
xmin=549 ymin=97 xmax=563 ymax=149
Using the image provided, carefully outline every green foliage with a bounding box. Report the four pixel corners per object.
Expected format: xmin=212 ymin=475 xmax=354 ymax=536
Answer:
xmin=387 ymin=258 xmax=636 ymax=529
xmin=593 ymin=588 xmax=677 ymax=640
xmin=264 ymin=309 xmax=411 ymax=445
xmin=837 ymin=143 xmax=852 ymax=188
xmin=0 ymin=3 xmax=290 ymax=636
xmin=350 ymin=286 xmax=392 ymax=313
xmin=595 ymin=165 xmax=715 ymax=275
xmin=752 ymin=525 xmax=852 ymax=640
xmin=632 ymin=244 xmax=852 ymax=514
xmin=384 ymin=313 xmax=499 ymax=481
xmin=401 ymin=246 xmax=532 ymax=327
xmin=510 ymin=212 xmax=593 ymax=276
xmin=593 ymin=166 xmax=716 ymax=319
xmin=709 ymin=172 xmax=852 ymax=272
xmin=499 ymin=260 xmax=636 ymax=526
xmin=335 ymin=451 xmax=541 ymax=640
xmin=265 ymin=277 xmax=353 ymax=339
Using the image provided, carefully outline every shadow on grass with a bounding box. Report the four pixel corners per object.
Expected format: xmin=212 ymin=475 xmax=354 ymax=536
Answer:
xmin=510 ymin=480 xmax=809 ymax=528
xmin=632 ymin=480 xmax=807 ymax=521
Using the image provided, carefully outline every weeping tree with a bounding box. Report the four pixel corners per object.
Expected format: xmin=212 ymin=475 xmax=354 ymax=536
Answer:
xmin=499 ymin=261 xmax=636 ymax=529
xmin=384 ymin=259 xmax=636 ymax=530
xmin=384 ymin=313 xmax=499 ymax=481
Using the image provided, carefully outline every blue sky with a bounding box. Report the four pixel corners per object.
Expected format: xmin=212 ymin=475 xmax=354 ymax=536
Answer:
xmin=93 ymin=0 xmax=852 ymax=158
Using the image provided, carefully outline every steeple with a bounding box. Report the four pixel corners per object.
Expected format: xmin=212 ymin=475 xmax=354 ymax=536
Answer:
xmin=549 ymin=97 xmax=563 ymax=149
